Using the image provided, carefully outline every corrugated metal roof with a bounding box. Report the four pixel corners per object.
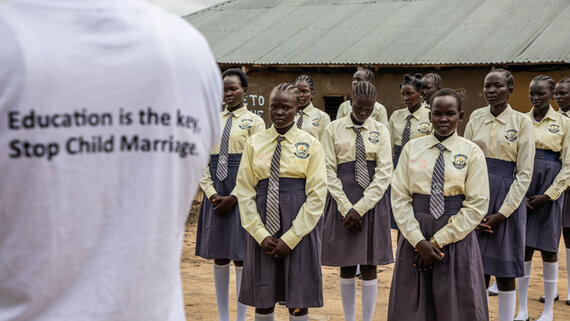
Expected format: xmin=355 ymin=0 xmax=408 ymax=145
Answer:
xmin=184 ymin=0 xmax=570 ymax=66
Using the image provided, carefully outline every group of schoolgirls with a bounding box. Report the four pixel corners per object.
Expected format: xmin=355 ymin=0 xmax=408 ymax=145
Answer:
xmin=194 ymin=66 xmax=570 ymax=321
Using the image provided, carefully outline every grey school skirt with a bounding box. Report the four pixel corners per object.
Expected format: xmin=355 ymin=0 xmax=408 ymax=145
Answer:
xmin=387 ymin=194 xmax=488 ymax=321
xmin=321 ymin=161 xmax=393 ymax=266
xmin=239 ymin=178 xmax=323 ymax=309
xmin=477 ymin=158 xmax=526 ymax=278
xmin=195 ymin=153 xmax=245 ymax=261
xmin=525 ymin=149 xmax=563 ymax=252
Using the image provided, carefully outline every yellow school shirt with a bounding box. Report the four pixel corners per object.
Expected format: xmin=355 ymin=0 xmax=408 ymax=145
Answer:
xmin=421 ymin=101 xmax=430 ymax=109
xmin=464 ymin=105 xmax=535 ymax=217
xmin=336 ymin=100 xmax=389 ymax=128
xmin=235 ymin=125 xmax=327 ymax=250
xmin=558 ymin=109 xmax=570 ymax=118
xmin=199 ymin=106 xmax=265 ymax=198
xmin=388 ymin=106 xmax=432 ymax=150
xmin=321 ymin=116 xmax=392 ymax=217
xmin=391 ymin=132 xmax=490 ymax=248
xmin=526 ymin=106 xmax=570 ymax=200
xmin=294 ymin=102 xmax=331 ymax=140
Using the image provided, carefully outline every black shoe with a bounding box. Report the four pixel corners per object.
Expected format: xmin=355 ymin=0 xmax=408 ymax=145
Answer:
xmin=488 ymin=289 xmax=498 ymax=296
xmin=566 ymin=299 xmax=570 ymax=306
xmin=539 ymin=294 xmax=559 ymax=303
xmin=513 ymin=318 xmax=529 ymax=321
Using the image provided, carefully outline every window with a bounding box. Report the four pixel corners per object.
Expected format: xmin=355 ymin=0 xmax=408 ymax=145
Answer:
xmin=323 ymin=96 xmax=347 ymax=120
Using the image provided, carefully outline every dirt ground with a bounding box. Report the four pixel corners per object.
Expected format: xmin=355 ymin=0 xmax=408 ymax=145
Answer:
xmin=182 ymin=198 xmax=570 ymax=320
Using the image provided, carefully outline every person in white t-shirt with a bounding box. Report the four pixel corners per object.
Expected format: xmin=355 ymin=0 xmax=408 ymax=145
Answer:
xmin=0 ymin=1 xmax=221 ymax=320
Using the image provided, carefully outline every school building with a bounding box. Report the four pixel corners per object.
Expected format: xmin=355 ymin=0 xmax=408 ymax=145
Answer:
xmin=185 ymin=0 xmax=569 ymax=134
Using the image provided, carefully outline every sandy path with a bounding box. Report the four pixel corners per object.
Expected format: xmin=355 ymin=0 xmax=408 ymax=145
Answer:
xmin=182 ymin=199 xmax=570 ymax=320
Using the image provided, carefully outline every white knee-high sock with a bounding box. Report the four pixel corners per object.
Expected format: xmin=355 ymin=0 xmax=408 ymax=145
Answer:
xmin=489 ymin=280 xmax=498 ymax=294
xmin=514 ymin=261 xmax=532 ymax=320
xmin=254 ymin=312 xmax=274 ymax=321
xmin=339 ymin=277 xmax=356 ymax=321
xmin=235 ymin=266 xmax=247 ymax=321
xmin=214 ymin=263 xmax=230 ymax=321
xmin=289 ymin=313 xmax=309 ymax=321
xmin=567 ymin=249 xmax=570 ymax=300
xmin=361 ymin=279 xmax=377 ymax=321
xmin=497 ymin=290 xmax=516 ymax=321
xmin=537 ymin=261 xmax=558 ymax=321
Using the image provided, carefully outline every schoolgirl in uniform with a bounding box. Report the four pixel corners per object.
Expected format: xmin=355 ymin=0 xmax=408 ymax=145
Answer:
xmin=336 ymin=67 xmax=389 ymax=128
xmin=235 ymin=83 xmax=327 ymax=321
xmin=387 ymin=74 xmax=432 ymax=232
xmin=195 ymin=68 xmax=265 ymax=321
xmin=421 ymin=73 xmax=442 ymax=109
xmin=514 ymin=75 xmax=570 ymax=321
xmin=464 ymin=69 xmax=535 ymax=321
xmin=555 ymin=77 xmax=570 ymax=306
xmin=294 ymin=75 xmax=331 ymax=140
xmin=388 ymin=88 xmax=490 ymax=321
xmin=321 ymin=81 xmax=393 ymax=321
xmin=389 ymin=73 xmax=432 ymax=167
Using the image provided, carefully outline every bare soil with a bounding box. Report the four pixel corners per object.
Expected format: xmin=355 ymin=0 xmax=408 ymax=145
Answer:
xmin=182 ymin=197 xmax=570 ymax=320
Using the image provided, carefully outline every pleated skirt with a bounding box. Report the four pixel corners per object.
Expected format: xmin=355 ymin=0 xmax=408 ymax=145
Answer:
xmin=476 ymin=158 xmax=526 ymax=278
xmin=321 ymin=161 xmax=393 ymax=266
xmin=563 ymin=191 xmax=570 ymax=228
xmin=195 ymin=153 xmax=245 ymax=261
xmin=525 ymin=149 xmax=563 ymax=252
xmin=239 ymin=178 xmax=323 ymax=308
xmin=387 ymin=194 xmax=488 ymax=321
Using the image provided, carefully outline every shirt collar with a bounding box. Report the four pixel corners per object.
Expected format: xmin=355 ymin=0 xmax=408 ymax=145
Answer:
xmin=343 ymin=114 xmax=371 ymax=130
xmin=408 ymin=106 xmax=425 ymax=120
xmin=527 ymin=105 xmax=558 ymax=122
xmin=300 ymin=102 xmax=314 ymax=114
xmin=222 ymin=105 xmax=247 ymax=117
xmin=426 ymin=131 xmax=459 ymax=153
xmin=269 ymin=124 xmax=299 ymax=143
xmin=483 ymin=104 xmax=513 ymax=124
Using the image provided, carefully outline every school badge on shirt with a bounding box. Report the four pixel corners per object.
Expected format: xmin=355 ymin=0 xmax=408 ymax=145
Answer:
xmin=368 ymin=131 xmax=380 ymax=144
xmin=548 ymin=124 xmax=560 ymax=133
xmin=239 ymin=119 xmax=253 ymax=129
xmin=294 ymin=142 xmax=310 ymax=159
xmin=452 ymin=154 xmax=468 ymax=169
xmin=418 ymin=122 xmax=431 ymax=134
xmin=312 ymin=118 xmax=320 ymax=127
xmin=505 ymin=129 xmax=518 ymax=142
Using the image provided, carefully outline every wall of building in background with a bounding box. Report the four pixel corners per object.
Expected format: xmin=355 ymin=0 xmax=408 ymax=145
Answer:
xmin=227 ymin=65 xmax=569 ymax=135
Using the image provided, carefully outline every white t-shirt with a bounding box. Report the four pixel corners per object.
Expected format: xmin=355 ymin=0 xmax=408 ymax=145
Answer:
xmin=0 ymin=1 xmax=221 ymax=320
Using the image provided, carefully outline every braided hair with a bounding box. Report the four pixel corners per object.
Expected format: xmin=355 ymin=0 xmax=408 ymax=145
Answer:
xmin=271 ymin=82 xmax=301 ymax=105
xmin=532 ymin=75 xmax=556 ymax=92
xmin=352 ymin=80 xmax=377 ymax=99
xmin=423 ymin=73 xmax=442 ymax=88
xmin=558 ymin=77 xmax=570 ymax=85
xmin=356 ymin=67 xmax=375 ymax=83
xmin=295 ymin=75 xmax=315 ymax=91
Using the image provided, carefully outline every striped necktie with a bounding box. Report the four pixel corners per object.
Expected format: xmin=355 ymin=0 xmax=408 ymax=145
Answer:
xmin=266 ymin=136 xmax=285 ymax=236
xmin=215 ymin=111 xmax=233 ymax=181
xmin=353 ymin=126 xmax=370 ymax=189
xmin=401 ymin=114 xmax=414 ymax=146
xmin=296 ymin=110 xmax=305 ymax=129
xmin=430 ymin=143 xmax=446 ymax=220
